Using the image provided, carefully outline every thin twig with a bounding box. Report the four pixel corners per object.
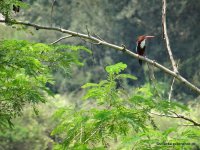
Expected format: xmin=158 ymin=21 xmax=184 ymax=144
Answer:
xmin=179 ymin=124 xmax=196 ymax=127
xmin=51 ymin=35 xmax=73 ymax=44
xmin=168 ymin=77 xmax=175 ymax=101
xmin=86 ymin=25 xmax=90 ymax=37
xmin=168 ymin=60 xmax=180 ymax=101
xmin=170 ymin=111 xmax=200 ymax=126
xmin=84 ymin=124 xmax=102 ymax=143
xmin=150 ymin=112 xmax=200 ymax=127
xmin=162 ymin=0 xmax=178 ymax=74
xmin=0 ymin=19 xmax=200 ymax=95
xmin=150 ymin=112 xmax=179 ymax=118
xmin=94 ymin=33 xmax=106 ymax=42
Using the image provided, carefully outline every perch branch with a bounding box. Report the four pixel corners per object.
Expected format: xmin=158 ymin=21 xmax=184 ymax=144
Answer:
xmin=0 ymin=19 xmax=200 ymax=95
xmin=162 ymin=0 xmax=178 ymax=73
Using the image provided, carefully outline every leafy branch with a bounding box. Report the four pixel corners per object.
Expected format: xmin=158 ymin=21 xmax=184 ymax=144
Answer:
xmin=52 ymin=62 xmax=200 ymax=149
xmin=0 ymin=40 xmax=90 ymax=128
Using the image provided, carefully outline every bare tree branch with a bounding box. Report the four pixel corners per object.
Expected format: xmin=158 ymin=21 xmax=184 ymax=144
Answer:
xmin=0 ymin=19 xmax=200 ymax=95
xmin=86 ymin=25 xmax=91 ymax=37
xmin=171 ymin=111 xmax=200 ymax=127
xmin=150 ymin=112 xmax=200 ymax=127
xmin=179 ymin=124 xmax=197 ymax=127
xmin=51 ymin=35 xmax=73 ymax=44
xmin=162 ymin=0 xmax=178 ymax=74
xmin=168 ymin=61 xmax=180 ymax=101
xmin=168 ymin=77 xmax=175 ymax=101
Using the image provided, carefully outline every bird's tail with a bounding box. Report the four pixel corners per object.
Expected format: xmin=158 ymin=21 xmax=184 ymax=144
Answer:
xmin=139 ymin=59 xmax=142 ymax=65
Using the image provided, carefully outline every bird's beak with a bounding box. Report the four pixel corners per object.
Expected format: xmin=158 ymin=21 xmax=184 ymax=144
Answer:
xmin=145 ymin=36 xmax=155 ymax=39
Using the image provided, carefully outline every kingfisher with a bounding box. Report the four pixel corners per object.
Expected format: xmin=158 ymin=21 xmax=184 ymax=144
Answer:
xmin=136 ymin=35 xmax=155 ymax=65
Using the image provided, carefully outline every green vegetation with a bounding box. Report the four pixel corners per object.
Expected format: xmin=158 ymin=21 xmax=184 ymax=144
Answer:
xmin=52 ymin=63 xmax=199 ymax=149
xmin=0 ymin=0 xmax=200 ymax=150
xmin=0 ymin=40 xmax=90 ymax=128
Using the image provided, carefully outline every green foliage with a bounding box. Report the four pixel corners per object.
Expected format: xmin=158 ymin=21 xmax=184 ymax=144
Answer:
xmin=1 ymin=0 xmax=200 ymax=149
xmin=0 ymin=40 xmax=90 ymax=128
xmin=130 ymin=84 xmax=189 ymax=115
xmin=105 ymin=62 xmax=127 ymax=75
xmin=0 ymin=0 xmax=27 ymax=22
xmin=52 ymin=62 xmax=199 ymax=149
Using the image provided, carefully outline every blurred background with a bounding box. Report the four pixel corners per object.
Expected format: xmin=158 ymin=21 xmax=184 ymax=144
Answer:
xmin=0 ymin=0 xmax=200 ymax=149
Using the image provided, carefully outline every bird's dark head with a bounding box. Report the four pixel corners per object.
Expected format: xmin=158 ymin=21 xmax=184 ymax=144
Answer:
xmin=137 ymin=35 xmax=155 ymax=42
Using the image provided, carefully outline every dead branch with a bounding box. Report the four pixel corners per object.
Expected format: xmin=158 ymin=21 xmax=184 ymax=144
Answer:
xmin=168 ymin=77 xmax=175 ymax=101
xmin=51 ymin=35 xmax=73 ymax=44
xmin=162 ymin=0 xmax=178 ymax=74
xmin=0 ymin=19 xmax=200 ymax=95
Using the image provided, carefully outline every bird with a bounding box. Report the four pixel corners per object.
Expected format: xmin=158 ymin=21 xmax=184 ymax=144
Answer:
xmin=136 ymin=35 xmax=155 ymax=65
xmin=13 ymin=0 xmax=23 ymax=13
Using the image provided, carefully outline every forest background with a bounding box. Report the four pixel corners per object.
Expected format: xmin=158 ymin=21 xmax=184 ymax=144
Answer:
xmin=0 ymin=0 xmax=200 ymax=149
